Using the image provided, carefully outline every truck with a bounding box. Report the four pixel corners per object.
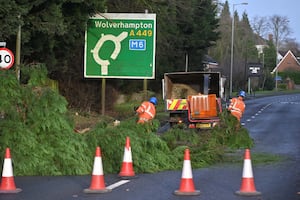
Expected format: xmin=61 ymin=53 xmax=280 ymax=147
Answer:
xmin=162 ymin=71 xmax=226 ymax=129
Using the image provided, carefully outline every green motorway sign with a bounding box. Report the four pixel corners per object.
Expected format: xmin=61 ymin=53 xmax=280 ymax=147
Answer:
xmin=84 ymin=13 xmax=156 ymax=79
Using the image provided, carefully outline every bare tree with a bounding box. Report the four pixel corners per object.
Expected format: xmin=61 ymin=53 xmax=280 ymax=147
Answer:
xmin=251 ymin=16 xmax=268 ymax=38
xmin=282 ymin=38 xmax=300 ymax=55
xmin=268 ymin=15 xmax=291 ymax=50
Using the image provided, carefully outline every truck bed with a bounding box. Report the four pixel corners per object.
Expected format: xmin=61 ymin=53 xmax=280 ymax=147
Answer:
xmin=164 ymin=72 xmax=221 ymax=99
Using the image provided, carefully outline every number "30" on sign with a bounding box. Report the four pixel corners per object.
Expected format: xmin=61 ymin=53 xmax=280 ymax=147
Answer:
xmin=0 ymin=48 xmax=15 ymax=70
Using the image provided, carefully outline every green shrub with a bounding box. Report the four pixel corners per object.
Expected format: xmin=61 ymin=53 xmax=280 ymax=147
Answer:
xmin=278 ymin=83 xmax=286 ymax=90
xmin=0 ymin=68 xmax=91 ymax=175
xmin=212 ymin=111 xmax=254 ymax=149
xmin=280 ymin=71 xmax=300 ymax=84
xmin=85 ymin=118 xmax=177 ymax=173
xmin=264 ymin=75 xmax=275 ymax=90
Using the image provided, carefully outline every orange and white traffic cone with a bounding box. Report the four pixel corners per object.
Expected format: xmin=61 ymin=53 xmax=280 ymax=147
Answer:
xmin=0 ymin=148 xmax=22 ymax=193
xmin=235 ymin=149 xmax=261 ymax=196
xmin=174 ymin=149 xmax=200 ymax=196
xmin=84 ymin=146 xmax=111 ymax=193
xmin=119 ymin=137 xmax=136 ymax=178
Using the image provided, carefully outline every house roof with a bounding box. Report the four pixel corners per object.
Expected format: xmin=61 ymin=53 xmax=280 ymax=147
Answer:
xmin=271 ymin=50 xmax=300 ymax=73
xmin=202 ymin=55 xmax=218 ymax=65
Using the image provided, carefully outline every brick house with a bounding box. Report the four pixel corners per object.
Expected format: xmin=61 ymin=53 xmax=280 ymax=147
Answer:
xmin=272 ymin=50 xmax=300 ymax=73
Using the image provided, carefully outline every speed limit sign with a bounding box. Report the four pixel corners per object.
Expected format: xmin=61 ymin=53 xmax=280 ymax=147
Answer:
xmin=0 ymin=47 xmax=15 ymax=70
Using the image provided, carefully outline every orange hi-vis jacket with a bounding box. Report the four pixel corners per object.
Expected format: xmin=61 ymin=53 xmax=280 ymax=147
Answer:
xmin=136 ymin=101 xmax=156 ymax=124
xmin=228 ymin=96 xmax=245 ymax=121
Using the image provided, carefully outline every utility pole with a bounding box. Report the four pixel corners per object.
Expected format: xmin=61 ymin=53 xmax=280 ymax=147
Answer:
xmin=275 ymin=40 xmax=279 ymax=91
xmin=15 ymin=15 xmax=21 ymax=81
xmin=230 ymin=3 xmax=248 ymax=97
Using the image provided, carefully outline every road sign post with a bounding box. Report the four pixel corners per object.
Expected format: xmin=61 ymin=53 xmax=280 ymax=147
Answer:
xmin=0 ymin=47 xmax=15 ymax=70
xmin=247 ymin=63 xmax=262 ymax=95
xmin=84 ymin=13 xmax=156 ymax=79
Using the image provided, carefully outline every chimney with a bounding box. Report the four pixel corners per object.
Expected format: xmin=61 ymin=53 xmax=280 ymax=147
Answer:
xmin=268 ymin=34 xmax=273 ymax=42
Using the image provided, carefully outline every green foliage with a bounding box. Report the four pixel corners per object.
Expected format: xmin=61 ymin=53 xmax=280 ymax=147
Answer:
xmin=264 ymin=40 xmax=277 ymax=72
xmin=250 ymin=152 xmax=286 ymax=164
xmin=263 ymin=74 xmax=275 ymax=90
xmin=0 ymin=67 xmax=254 ymax=176
xmin=160 ymin=111 xmax=253 ymax=168
xmin=212 ymin=111 xmax=254 ymax=149
xmin=160 ymin=128 xmax=223 ymax=168
xmin=21 ymin=64 xmax=49 ymax=86
xmin=209 ymin=1 xmax=259 ymax=92
xmin=182 ymin=0 xmax=220 ymax=71
xmin=0 ymin=1 xmax=25 ymax=40
xmin=0 ymin=69 xmax=92 ymax=175
xmin=2 ymin=0 xmax=106 ymax=75
xmin=85 ymin=118 xmax=177 ymax=173
xmin=280 ymin=71 xmax=300 ymax=84
xmin=277 ymin=83 xmax=287 ymax=90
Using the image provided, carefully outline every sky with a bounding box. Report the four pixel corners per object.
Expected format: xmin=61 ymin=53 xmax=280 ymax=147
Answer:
xmin=223 ymin=0 xmax=300 ymax=43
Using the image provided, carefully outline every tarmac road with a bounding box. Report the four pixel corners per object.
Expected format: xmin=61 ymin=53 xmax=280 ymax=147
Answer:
xmin=1 ymin=94 xmax=300 ymax=200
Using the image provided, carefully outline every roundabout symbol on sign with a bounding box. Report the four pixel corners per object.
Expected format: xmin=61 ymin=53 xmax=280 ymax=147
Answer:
xmin=0 ymin=47 xmax=15 ymax=70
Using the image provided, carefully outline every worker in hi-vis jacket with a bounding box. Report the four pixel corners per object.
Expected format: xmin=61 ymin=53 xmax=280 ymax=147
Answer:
xmin=135 ymin=97 xmax=157 ymax=124
xmin=228 ymin=90 xmax=246 ymax=122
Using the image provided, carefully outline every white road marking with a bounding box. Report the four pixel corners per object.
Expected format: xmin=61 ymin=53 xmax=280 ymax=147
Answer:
xmin=106 ymin=180 xmax=130 ymax=190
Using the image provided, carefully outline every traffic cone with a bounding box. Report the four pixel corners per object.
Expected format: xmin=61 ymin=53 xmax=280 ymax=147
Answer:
xmin=0 ymin=148 xmax=22 ymax=193
xmin=235 ymin=149 xmax=261 ymax=196
xmin=119 ymin=137 xmax=136 ymax=178
xmin=84 ymin=146 xmax=111 ymax=193
xmin=174 ymin=149 xmax=200 ymax=196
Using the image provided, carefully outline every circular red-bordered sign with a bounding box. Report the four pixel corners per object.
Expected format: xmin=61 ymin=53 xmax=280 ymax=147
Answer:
xmin=0 ymin=47 xmax=15 ymax=70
